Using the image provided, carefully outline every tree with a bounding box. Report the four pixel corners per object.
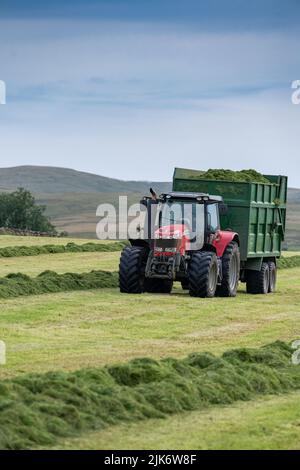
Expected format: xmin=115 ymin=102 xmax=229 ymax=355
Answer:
xmin=0 ymin=188 xmax=56 ymax=233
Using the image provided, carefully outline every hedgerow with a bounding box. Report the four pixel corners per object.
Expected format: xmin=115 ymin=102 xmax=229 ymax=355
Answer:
xmin=0 ymin=341 xmax=299 ymax=449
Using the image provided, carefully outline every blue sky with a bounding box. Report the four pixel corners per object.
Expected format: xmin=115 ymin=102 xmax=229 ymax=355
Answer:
xmin=0 ymin=1 xmax=300 ymax=185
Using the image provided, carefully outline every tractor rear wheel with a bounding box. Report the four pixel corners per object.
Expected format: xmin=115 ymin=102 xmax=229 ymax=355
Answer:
xmin=188 ymin=251 xmax=218 ymax=298
xmin=145 ymin=278 xmax=173 ymax=293
xmin=268 ymin=261 xmax=277 ymax=293
xmin=246 ymin=262 xmax=270 ymax=295
xmin=217 ymin=241 xmax=240 ymax=297
xmin=119 ymin=246 xmax=147 ymax=293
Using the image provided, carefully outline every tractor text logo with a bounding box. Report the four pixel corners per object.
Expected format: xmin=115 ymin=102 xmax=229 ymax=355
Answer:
xmin=0 ymin=80 xmax=6 ymax=105
xmin=291 ymin=80 xmax=300 ymax=105
xmin=0 ymin=341 xmax=6 ymax=365
xmin=292 ymin=340 xmax=300 ymax=365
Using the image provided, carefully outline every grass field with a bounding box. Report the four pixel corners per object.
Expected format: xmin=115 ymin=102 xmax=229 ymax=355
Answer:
xmin=0 ymin=251 xmax=119 ymax=276
xmin=1 ymin=267 xmax=299 ymax=381
xmin=0 ymin=235 xmax=300 ymax=449
xmin=0 ymin=235 xmax=113 ymax=248
xmin=0 ymin=246 xmax=296 ymax=278
xmin=282 ymin=251 xmax=300 ymax=257
xmin=55 ymin=392 xmax=300 ymax=450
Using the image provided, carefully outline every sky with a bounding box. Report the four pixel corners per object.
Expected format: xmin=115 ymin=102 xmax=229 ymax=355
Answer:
xmin=0 ymin=0 xmax=300 ymax=185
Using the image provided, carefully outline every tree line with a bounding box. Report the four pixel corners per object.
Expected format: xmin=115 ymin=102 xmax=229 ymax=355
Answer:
xmin=0 ymin=188 xmax=56 ymax=233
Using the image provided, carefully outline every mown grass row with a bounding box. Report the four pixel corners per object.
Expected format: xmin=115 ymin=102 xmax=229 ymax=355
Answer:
xmin=278 ymin=255 xmax=300 ymax=269
xmin=0 ymin=270 xmax=118 ymax=299
xmin=0 ymin=241 xmax=127 ymax=258
xmin=0 ymin=341 xmax=299 ymax=449
xmin=0 ymin=257 xmax=299 ymax=300
xmin=0 ymin=241 xmax=299 ymax=270
xmin=0 ymin=238 xmax=299 ymax=272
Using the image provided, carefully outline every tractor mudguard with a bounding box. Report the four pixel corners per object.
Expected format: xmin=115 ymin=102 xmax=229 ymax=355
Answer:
xmin=213 ymin=230 xmax=239 ymax=257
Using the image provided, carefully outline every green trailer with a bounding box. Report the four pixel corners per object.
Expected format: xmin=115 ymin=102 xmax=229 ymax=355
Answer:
xmin=172 ymin=167 xmax=287 ymax=280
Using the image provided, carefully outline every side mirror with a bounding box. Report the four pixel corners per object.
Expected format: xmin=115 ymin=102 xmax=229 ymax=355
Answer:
xmin=219 ymin=202 xmax=228 ymax=216
xmin=140 ymin=198 xmax=148 ymax=207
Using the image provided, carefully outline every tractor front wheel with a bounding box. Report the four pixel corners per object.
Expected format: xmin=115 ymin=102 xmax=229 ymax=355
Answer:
xmin=188 ymin=251 xmax=218 ymax=298
xmin=119 ymin=246 xmax=147 ymax=293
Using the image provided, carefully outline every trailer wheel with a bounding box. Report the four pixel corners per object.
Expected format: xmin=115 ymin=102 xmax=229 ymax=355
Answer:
xmin=119 ymin=246 xmax=147 ymax=293
xmin=246 ymin=262 xmax=270 ymax=295
xmin=145 ymin=278 xmax=173 ymax=293
xmin=188 ymin=251 xmax=218 ymax=298
xmin=217 ymin=241 xmax=240 ymax=297
xmin=268 ymin=262 xmax=277 ymax=293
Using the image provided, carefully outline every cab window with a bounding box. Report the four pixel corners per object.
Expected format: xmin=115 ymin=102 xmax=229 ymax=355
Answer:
xmin=206 ymin=203 xmax=219 ymax=232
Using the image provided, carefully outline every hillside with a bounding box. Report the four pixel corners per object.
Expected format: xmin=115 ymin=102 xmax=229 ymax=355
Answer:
xmin=0 ymin=165 xmax=171 ymax=194
xmin=288 ymin=188 xmax=300 ymax=203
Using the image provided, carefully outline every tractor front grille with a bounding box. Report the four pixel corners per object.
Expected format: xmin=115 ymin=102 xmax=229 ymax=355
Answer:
xmin=155 ymin=238 xmax=178 ymax=250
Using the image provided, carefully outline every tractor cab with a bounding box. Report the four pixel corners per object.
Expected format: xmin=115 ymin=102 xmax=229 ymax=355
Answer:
xmin=153 ymin=192 xmax=224 ymax=255
xmin=144 ymin=192 xmax=227 ymax=283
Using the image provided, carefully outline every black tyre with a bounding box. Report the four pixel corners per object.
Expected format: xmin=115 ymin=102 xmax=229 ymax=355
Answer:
xmin=268 ymin=261 xmax=277 ymax=293
xmin=145 ymin=278 xmax=173 ymax=293
xmin=188 ymin=251 xmax=218 ymax=298
xmin=119 ymin=246 xmax=147 ymax=293
xmin=217 ymin=241 xmax=240 ymax=297
xmin=181 ymin=280 xmax=189 ymax=290
xmin=246 ymin=262 xmax=270 ymax=295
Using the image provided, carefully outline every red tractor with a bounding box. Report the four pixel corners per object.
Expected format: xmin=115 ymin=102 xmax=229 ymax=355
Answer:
xmin=119 ymin=191 xmax=240 ymax=298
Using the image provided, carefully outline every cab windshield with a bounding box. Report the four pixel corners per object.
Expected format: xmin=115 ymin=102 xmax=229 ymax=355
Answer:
xmin=157 ymin=200 xmax=196 ymax=229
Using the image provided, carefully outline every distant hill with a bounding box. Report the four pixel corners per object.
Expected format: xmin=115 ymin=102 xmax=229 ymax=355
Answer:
xmin=285 ymin=188 xmax=300 ymax=250
xmin=288 ymin=188 xmax=300 ymax=203
xmin=0 ymin=165 xmax=171 ymax=194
